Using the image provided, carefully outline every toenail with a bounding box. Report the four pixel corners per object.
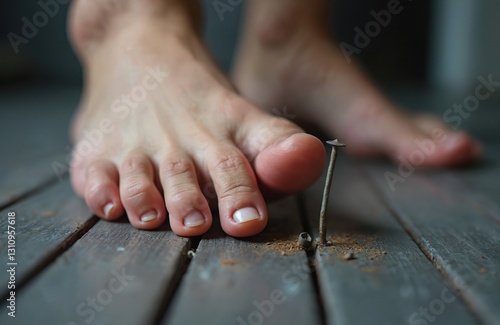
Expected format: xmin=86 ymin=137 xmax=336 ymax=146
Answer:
xmin=233 ymin=207 xmax=260 ymax=224
xmin=140 ymin=211 xmax=157 ymax=222
xmin=183 ymin=211 xmax=205 ymax=228
xmin=103 ymin=202 xmax=114 ymax=217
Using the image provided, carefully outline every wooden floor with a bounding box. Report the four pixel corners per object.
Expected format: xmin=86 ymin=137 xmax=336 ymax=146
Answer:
xmin=0 ymin=85 xmax=499 ymax=325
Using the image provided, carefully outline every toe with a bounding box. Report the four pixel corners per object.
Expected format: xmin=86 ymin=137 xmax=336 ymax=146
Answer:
xmin=207 ymin=145 xmax=267 ymax=237
xmin=119 ymin=153 xmax=166 ymax=230
xmin=342 ymin=103 xmax=481 ymax=167
xmin=255 ymin=133 xmax=325 ymax=195
xmin=160 ymin=151 xmax=212 ymax=237
xmin=239 ymin=113 xmax=326 ymax=195
xmin=83 ymin=160 xmax=124 ymax=220
xmin=412 ymin=114 xmax=482 ymax=166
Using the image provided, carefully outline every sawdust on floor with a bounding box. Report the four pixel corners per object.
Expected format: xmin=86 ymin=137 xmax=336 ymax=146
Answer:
xmin=247 ymin=236 xmax=301 ymax=257
xmin=220 ymin=258 xmax=237 ymax=266
xmin=329 ymin=233 xmax=388 ymax=262
xmin=36 ymin=210 xmax=57 ymax=217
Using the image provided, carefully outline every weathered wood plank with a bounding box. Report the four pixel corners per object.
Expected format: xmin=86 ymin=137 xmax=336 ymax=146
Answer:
xmin=0 ymin=85 xmax=77 ymax=149
xmin=163 ymin=196 xmax=321 ymax=325
xmin=451 ymin=146 xmax=500 ymax=224
xmin=0 ymin=85 xmax=77 ymax=161
xmin=0 ymin=152 xmax=68 ymax=209
xmin=4 ymin=220 xmax=189 ymax=325
xmin=304 ymin=155 xmax=477 ymax=325
xmin=384 ymin=146 xmax=500 ymax=226
xmin=364 ymin=150 xmax=500 ymax=325
xmin=0 ymin=85 xmax=78 ymax=208
xmin=0 ymin=180 xmax=95 ymax=295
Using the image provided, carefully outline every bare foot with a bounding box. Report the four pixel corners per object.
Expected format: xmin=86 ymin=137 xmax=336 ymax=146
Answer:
xmin=233 ymin=0 xmax=482 ymax=167
xmin=68 ymin=0 xmax=325 ymax=237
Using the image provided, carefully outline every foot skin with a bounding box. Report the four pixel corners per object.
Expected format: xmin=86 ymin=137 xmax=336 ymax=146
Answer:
xmin=68 ymin=1 xmax=325 ymax=237
xmin=233 ymin=13 xmax=482 ymax=167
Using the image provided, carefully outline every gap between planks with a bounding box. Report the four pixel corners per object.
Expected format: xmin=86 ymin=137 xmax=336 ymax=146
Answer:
xmin=160 ymin=195 xmax=324 ymax=325
xmin=0 ymin=180 xmax=98 ymax=301
xmin=303 ymin=155 xmax=478 ymax=325
xmin=361 ymin=158 xmax=500 ymax=325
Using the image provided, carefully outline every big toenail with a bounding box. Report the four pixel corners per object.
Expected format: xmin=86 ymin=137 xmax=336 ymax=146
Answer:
xmin=233 ymin=207 xmax=260 ymax=224
xmin=183 ymin=211 xmax=205 ymax=228
xmin=103 ymin=202 xmax=114 ymax=217
xmin=141 ymin=211 xmax=157 ymax=222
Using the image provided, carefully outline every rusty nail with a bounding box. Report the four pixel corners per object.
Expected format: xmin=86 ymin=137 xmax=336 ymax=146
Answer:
xmin=298 ymin=232 xmax=313 ymax=250
xmin=342 ymin=250 xmax=356 ymax=261
xmin=187 ymin=249 xmax=196 ymax=259
xmin=319 ymin=139 xmax=346 ymax=246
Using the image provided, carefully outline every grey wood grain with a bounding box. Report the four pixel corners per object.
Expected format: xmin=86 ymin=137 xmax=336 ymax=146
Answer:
xmin=385 ymin=147 xmax=500 ymax=226
xmin=0 ymin=85 xmax=78 ymax=208
xmin=0 ymin=180 xmax=95 ymax=296
xmin=0 ymin=85 xmax=78 ymax=158
xmin=364 ymin=152 xmax=500 ymax=325
xmin=451 ymin=146 xmax=500 ymax=224
xmin=5 ymin=220 xmax=189 ymax=325
xmin=304 ymin=155 xmax=477 ymax=325
xmin=0 ymin=152 xmax=68 ymax=209
xmin=163 ymin=196 xmax=322 ymax=325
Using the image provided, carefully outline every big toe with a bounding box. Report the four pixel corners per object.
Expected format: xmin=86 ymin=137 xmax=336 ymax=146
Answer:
xmin=255 ymin=133 xmax=325 ymax=194
xmin=382 ymin=113 xmax=482 ymax=168
xmin=410 ymin=114 xmax=482 ymax=167
xmin=241 ymin=114 xmax=325 ymax=195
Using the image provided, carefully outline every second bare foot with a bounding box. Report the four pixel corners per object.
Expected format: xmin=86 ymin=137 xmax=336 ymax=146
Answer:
xmin=233 ymin=0 xmax=482 ymax=167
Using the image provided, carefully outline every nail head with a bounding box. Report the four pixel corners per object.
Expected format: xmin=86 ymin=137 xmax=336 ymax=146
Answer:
xmin=326 ymin=139 xmax=346 ymax=147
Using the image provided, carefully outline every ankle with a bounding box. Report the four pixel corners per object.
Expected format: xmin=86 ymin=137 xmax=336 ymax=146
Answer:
xmin=243 ymin=0 xmax=329 ymax=48
xmin=68 ymin=0 xmax=200 ymax=58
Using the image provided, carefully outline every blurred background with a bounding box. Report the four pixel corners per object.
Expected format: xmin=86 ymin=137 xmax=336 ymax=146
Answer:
xmin=0 ymin=0 xmax=498 ymax=139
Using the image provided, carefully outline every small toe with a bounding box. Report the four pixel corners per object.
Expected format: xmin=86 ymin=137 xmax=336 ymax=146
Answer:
xmin=160 ymin=151 xmax=212 ymax=236
xmin=119 ymin=153 xmax=166 ymax=230
xmin=206 ymin=145 xmax=267 ymax=237
xmin=83 ymin=160 xmax=124 ymax=220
